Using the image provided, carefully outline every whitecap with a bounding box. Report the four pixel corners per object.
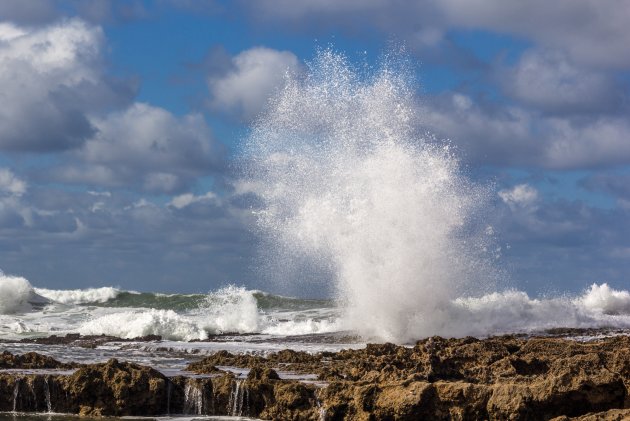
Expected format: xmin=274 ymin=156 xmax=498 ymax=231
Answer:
xmin=34 ymin=286 xmax=121 ymax=305
xmin=78 ymin=309 xmax=207 ymax=341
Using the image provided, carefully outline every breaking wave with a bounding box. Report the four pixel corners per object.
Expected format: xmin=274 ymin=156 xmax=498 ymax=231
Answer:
xmin=35 ymin=286 xmax=122 ymax=305
xmin=78 ymin=309 xmax=207 ymax=341
xmin=0 ymin=273 xmax=48 ymax=314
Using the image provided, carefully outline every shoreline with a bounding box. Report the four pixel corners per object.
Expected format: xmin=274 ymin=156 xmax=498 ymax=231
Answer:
xmin=1 ymin=333 xmax=630 ymax=419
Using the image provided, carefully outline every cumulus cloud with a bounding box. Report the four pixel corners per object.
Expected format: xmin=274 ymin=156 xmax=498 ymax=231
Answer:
xmin=168 ymin=192 xmax=217 ymax=209
xmin=207 ymin=47 xmax=301 ymax=120
xmin=0 ymin=19 xmax=135 ymax=152
xmin=0 ymin=169 xmax=26 ymax=197
xmin=498 ymin=184 xmax=539 ymax=210
xmin=422 ymin=92 xmax=630 ymax=169
xmin=421 ymin=93 xmax=541 ymax=165
xmin=501 ymin=49 xmax=623 ymax=114
xmin=53 ymin=103 xmax=225 ymax=193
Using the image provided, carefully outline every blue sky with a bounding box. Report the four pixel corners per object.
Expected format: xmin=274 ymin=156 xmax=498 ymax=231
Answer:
xmin=0 ymin=0 xmax=629 ymax=296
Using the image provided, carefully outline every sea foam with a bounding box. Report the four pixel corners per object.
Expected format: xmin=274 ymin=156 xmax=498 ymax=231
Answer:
xmin=200 ymin=285 xmax=261 ymax=334
xmin=78 ymin=309 xmax=208 ymax=341
xmin=34 ymin=286 xmax=121 ymax=305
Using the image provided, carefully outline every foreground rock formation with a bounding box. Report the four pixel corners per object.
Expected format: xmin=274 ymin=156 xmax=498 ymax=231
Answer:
xmin=3 ymin=334 xmax=630 ymax=419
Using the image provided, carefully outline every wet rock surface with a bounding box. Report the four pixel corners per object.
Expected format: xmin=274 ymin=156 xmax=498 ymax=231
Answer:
xmin=0 ymin=351 xmax=74 ymax=369
xmin=2 ymin=335 xmax=630 ymax=419
xmin=0 ymin=333 xmax=162 ymax=349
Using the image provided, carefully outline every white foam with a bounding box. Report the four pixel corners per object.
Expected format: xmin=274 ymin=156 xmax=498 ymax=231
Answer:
xmin=262 ymin=317 xmax=343 ymax=336
xmin=579 ymin=283 xmax=630 ymax=315
xmin=34 ymin=286 xmax=121 ymax=304
xmin=0 ymin=274 xmax=39 ymax=314
xmin=416 ymin=284 xmax=630 ymax=339
xmin=200 ymin=285 xmax=261 ymax=333
xmin=78 ymin=309 xmax=208 ymax=341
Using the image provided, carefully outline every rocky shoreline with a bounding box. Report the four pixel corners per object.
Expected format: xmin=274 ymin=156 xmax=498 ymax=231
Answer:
xmin=2 ymin=334 xmax=630 ymax=420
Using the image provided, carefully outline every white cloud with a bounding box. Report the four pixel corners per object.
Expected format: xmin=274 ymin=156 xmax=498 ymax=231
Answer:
xmin=0 ymin=19 xmax=134 ymax=152
xmin=208 ymin=47 xmax=301 ymax=120
xmin=498 ymin=184 xmax=539 ymax=210
xmin=168 ymin=192 xmax=217 ymax=209
xmin=0 ymin=168 xmax=26 ymax=197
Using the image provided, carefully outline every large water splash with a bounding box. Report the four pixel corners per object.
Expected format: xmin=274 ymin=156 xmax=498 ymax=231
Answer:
xmin=244 ymin=50 xmax=499 ymax=342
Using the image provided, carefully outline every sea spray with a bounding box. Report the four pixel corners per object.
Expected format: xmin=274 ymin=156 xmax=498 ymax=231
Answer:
xmin=244 ymin=49 xmax=498 ymax=342
xmin=0 ymin=274 xmax=38 ymax=314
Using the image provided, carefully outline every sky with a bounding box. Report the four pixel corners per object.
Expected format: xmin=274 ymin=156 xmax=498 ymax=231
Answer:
xmin=0 ymin=0 xmax=629 ymax=296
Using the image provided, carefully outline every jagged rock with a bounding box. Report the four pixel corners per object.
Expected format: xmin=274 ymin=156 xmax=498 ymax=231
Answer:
xmin=63 ymin=358 xmax=169 ymax=416
xmin=551 ymin=408 xmax=630 ymax=420
xmin=0 ymin=351 xmax=72 ymax=369
xmin=4 ymin=334 xmax=630 ymax=419
xmin=186 ymin=350 xmax=266 ymax=373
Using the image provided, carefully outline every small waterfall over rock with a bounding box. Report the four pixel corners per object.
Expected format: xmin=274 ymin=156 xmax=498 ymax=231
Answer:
xmin=12 ymin=378 xmax=21 ymax=413
xmin=229 ymin=379 xmax=246 ymax=417
xmin=183 ymin=379 xmax=205 ymax=415
xmin=44 ymin=377 xmax=52 ymax=413
xmin=316 ymin=389 xmax=326 ymax=421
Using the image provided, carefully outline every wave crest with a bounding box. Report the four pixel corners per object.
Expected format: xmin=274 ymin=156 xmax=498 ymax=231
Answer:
xmin=0 ymin=273 xmax=47 ymax=314
xmin=78 ymin=309 xmax=207 ymax=341
xmin=35 ymin=286 xmax=122 ymax=305
xmin=200 ymin=285 xmax=261 ymax=334
xmin=579 ymin=283 xmax=630 ymax=315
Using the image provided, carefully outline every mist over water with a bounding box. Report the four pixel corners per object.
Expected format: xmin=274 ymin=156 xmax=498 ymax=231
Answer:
xmin=244 ymin=50 xmax=500 ymax=342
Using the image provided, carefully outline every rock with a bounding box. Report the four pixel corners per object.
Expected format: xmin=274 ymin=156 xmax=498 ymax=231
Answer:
xmin=4 ymin=334 xmax=630 ymax=419
xmin=63 ymin=358 xmax=169 ymax=416
xmin=186 ymin=350 xmax=266 ymax=373
xmin=0 ymin=351 xmax=72 ymax=369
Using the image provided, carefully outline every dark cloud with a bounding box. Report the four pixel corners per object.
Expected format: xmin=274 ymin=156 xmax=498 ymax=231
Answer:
xmin=246 ymin=0 xmax=630 ymax=69
xmin=500 ymin=49 xmax=626 ymax=115
xmin=0 ymin=1 xmax=58 ymax=24
xmin=49 ymin=103 xmax=226 ymax=193
xmin=421 ymin=92 xmax=630 ymax=169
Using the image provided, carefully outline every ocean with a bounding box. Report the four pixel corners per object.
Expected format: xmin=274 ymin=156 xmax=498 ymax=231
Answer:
xmin=3 ymin=275 xmax=630 ymax=371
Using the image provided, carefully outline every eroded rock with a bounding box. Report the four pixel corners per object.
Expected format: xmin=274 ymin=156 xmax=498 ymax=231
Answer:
xmin=3 ymin=334 xmax=630 ymax=419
